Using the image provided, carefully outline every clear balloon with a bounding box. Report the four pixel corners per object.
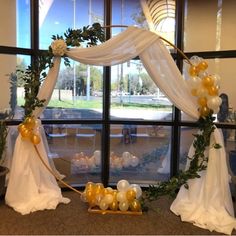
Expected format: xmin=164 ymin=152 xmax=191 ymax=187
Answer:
xmin=190 ymin=56 xmax=202 ymax=66
xmin=211 ymin=74 xmax=221 ymax=86
xmin=129 ymin=184 xmax=142 ymax=199
xmin=187 ymin=76 xmax=201 ymax=88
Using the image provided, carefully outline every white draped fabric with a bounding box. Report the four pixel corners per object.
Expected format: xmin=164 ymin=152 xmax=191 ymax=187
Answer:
xmin=5 ymin=26 xmax=236 ymax=234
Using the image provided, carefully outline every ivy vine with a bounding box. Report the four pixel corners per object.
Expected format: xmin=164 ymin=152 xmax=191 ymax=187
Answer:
xmin=141 ymin=112 xmax=221 ymax=210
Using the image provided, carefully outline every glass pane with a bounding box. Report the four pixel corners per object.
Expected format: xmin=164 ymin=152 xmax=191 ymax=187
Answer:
xmin=184 ymin=0 xmax=236 ymax=52
xmin=180 ymin=126 xmax=236 ymax=182
xmin=39 ymin=0 xmax=104 ymax=49
xmin=41 ymin=62 xmax=103 ymax=120
xmin=109 ymin=124 xmax=171 ymax=185
xmin=179 ymin=126 xmax=197 ymax=171
xmin=112 ymin=0 xmax=145 ymax=35
xmin=0 ymin=0 xmax=30 ymax=48
xmin=46 ymin=124 xmax=102 ymax=185
xmin=110 ymin=60 xmax=172 ymax=120
xmin=182 ymin=58 xmax=236 ymax=121
xmin=0 ymin=54 xmax=30 ymax=119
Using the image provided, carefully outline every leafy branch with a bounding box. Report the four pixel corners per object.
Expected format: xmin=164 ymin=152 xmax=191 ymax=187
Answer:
xmin=17 ymin=23 xmax=104 ymax=118
xmin=141 ymin=112 xmax=220 ymax=210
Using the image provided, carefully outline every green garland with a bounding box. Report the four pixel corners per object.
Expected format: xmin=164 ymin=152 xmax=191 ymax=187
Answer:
xmin=17 ymin=23 xmax=105 ymax=118
xmin=141 ymin=112 xmax=221 ymax=210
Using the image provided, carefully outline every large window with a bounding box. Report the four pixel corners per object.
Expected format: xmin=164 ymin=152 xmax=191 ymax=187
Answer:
xmin=1 ymin=0 xmax=235 ymax=187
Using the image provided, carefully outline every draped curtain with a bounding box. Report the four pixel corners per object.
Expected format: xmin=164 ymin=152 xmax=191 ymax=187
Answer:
xmin=5 ymin=26 xmax=236 ymax=234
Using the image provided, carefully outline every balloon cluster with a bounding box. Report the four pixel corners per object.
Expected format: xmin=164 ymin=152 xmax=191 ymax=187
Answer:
xmin=71 ymin=151 xmax=101 ymax=172
xmin=110 ymin=151 xmax=139 ymax=170
xmin=18 ymin=117 xmax=41 ymax=145
xmin=187 ymin=56 xmax=222 ymax=117
xmin=71 ymin=151 xmax=140 ymax=173
xmin=81 ymin=179 xmax=142 ymax=212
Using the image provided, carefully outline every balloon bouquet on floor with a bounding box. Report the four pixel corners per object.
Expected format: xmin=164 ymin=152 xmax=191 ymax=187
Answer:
xmin=81 ymin=179 xmax=142 ymax=214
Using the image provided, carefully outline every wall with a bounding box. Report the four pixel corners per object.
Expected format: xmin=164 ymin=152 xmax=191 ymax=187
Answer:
xmin=0 ymin=1 xmax=16 ymax=111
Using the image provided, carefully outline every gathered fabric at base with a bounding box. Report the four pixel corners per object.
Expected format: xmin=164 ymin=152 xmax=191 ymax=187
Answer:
xmin=171 ymin=128 xmax=236 ymax=235
xmin=5 ymin=133 xmax=70 ymax=215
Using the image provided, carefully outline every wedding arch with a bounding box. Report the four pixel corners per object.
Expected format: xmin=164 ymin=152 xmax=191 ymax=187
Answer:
xmin=5 ymin=25 xmax=236 ymax=234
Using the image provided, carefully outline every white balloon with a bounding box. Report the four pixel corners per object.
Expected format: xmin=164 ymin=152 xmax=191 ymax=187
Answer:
xmin=119 ymin=201 xmax=129 ymax=211
xmin=213 ymin=107 xmax=220 ymax=114
xmin=94 ymin=150 xmax=101 ymax=165
xmin=99 ymin=199 xmax=108 ymax=210
xmin=207 ymin=96 xmax=221 ymax=110
xmin=130 ymin=156 xmax=139 ymax=167
xmin=122 ymin=157 xmax=131 ymax=168
xmin=122 ymin=152 xmax=131 ymax=160
xmin=130 ymin=184 xmax=142 ymax=199
xmin=117 ymin=179 xmax=130 ymax=192
xmin=117 ymin=191 xmax=127 ymax=203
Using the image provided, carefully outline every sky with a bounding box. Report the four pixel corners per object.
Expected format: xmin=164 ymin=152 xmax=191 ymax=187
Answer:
xmin=17 ymin=0 xmax=142 ymax=50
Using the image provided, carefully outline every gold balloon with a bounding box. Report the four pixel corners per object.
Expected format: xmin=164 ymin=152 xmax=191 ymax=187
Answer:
xmin=95 ymin=183 xmax=104 ymax=195
xmin=202 ymin=76 xmax=214 ymax=88
xmin=21 ymin=128 xmax=32 ymax=138
xmin=199 ymin=106 xmax=210 ymax=117
xmin=189 ymin=65 xmax=199 ymax=77
xmin=109 ymin=200 xmax=118 ymax=211
xmin=207 ymin=85 xmax=219 ymax=96
xmin=18 ymin=123 xmax=26 ymax=133
xmin=31 ymin=134 xmax=41 ymax=145
xmin=197 ymin=61 xmax=208 ymax=71
xmin=86 ymin=190 xmax=95 ymax=203
xmin=130 ymin=199 xmax=141 ymax=212
xmin=88 ymin=198 xmax=97 ymax=207
xmin=85 ymin=182 xmax=95 ymax=192
xmin=197 ymin=97 xmax=207 ymax=107
xmin=126 ymin=189 xmax=136 ymax=202
xmin=24 ymin=117 xmax=36 ymax=129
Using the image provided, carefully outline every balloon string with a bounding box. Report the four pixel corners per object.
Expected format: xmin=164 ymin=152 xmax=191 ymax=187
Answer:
xmin=33 ymin=144 xmax=82 ymax=195
xmin=103 ymin=24 xmax=192 ymax=65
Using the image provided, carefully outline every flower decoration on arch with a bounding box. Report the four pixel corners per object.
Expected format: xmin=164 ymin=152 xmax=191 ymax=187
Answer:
xmin=51 ymin=39 xmax=67 ymax=56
